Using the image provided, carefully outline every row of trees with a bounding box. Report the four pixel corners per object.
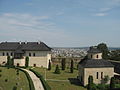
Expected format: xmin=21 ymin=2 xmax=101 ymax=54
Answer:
xmin=48 ymin=59 xmax=74 ymax=74
xmin=87 ymin=75 xmax=117 ymax=90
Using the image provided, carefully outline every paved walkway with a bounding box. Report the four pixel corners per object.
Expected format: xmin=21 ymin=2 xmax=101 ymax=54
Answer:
xmin=22 ymin=69 xmax=44 ymax=90
xmin=46 ymin=79 xmax=69 ymax=82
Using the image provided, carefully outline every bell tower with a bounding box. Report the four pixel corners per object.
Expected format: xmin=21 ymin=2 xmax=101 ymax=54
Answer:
xmin=87 ymin=46 xmax=102 ymax=59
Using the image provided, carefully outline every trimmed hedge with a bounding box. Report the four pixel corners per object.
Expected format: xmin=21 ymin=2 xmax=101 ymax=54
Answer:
xmin=30 ymin=69 xmax=51 ymax=90
xmin=17 ymin=68 xmax=35 ymax=90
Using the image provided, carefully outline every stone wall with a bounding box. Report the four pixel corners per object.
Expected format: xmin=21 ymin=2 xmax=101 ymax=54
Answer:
xmin=84 ymin=67 xmax=114 ymax=86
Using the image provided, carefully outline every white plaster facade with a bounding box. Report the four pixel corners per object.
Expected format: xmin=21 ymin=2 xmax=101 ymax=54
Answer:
xmin=0 ymin=50 xmax=51 ymax=68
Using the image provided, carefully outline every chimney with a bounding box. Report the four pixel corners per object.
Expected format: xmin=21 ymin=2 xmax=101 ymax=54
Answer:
xmin=19 ymin=41 xmax=22 ymax=44
xmin=25 ymin=41 xmax=27 ymax=44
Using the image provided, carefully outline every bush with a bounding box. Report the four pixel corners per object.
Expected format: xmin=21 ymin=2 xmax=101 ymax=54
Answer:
xmin=110 ymin=77 xmax=116 ymax=89
xmin=0 ymin=69 xmax=2 ymax=72
xmin=5 ymin=79 xmax=8 ymax=82
xmin=0 ymin=74 xmax=2 ymax=77
xmin=97 ymin=84 xmax=109 ymax=90
xmin=25 ymin=57 xmax=29 ymax=67
xmin=29 ymin=69 xmax=51 ymax=90
xmin=17 ymin=68 xmax=35 ymax=90
xmin=54 ymin=65 xmax=60 ymax=74
xmin=13 ymin=86 xmax=17 ymax=90
xmin=70 ymin=59 xmax=74 ymax=73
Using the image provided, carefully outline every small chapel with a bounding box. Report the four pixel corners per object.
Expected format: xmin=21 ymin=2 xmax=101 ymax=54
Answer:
xmin=78 ymin=46 xmax=114 ymax=86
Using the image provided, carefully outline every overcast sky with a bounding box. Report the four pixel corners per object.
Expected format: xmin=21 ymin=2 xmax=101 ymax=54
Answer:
xmin=0 ymin=0 xmax=120 ymax=47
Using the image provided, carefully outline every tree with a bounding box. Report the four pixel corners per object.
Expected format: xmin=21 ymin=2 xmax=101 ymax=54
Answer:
xmin=101 ymin=75 xmax=109 ymax=84
xmin=97 ymin=43 xmax=109 ymax=59
xmin=7 ymin=56 xmax=10 ymax=65
xmin=110 ymin=77 xmax=116 ymax=89
xmin=25 ymin=56 xmax=29 ymax=67
xmin=54 ymin=64 xmax=60 ymax=74
xmin=87 ymin=75 xmax=97 ymax=90
xmin=48 ymin=60 xmax=51 ymax=70
xmin=61 ymin=58 xmax=66 ymax=70
xmin=109 ymin=50 xmax=120 ymax=61
xmin=70 ymin=59 xmax=74 ymax=73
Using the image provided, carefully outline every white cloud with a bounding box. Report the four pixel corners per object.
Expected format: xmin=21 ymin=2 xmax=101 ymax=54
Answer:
xmin=93 ymin=13 xmax=108 ymax=16
xmin=99 ymin=7 xmax=112 ymax=12
xmin=0 ymin=13 xmax=71 ymax=46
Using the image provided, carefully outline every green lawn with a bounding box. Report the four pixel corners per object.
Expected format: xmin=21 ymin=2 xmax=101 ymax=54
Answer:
xmin=0 ymin=67 xmax=30 ymax=90
xmin=33 ymin=66 xmax=87 ymax=90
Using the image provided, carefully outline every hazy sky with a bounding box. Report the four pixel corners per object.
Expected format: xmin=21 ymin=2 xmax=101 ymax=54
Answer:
xmin=0 ymin=0 xmax=120 ymax=47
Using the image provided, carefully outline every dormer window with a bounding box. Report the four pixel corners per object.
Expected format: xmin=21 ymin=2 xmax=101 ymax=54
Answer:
xmin=11 ymin=53 xmax=13 ymax=56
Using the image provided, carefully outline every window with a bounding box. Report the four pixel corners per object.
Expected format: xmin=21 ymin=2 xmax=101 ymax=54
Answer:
xmin=33 ymin=53 xmax=35 ymax=56
xmin=91 ymin=55 xmax=92 ymax=58
xmin=3 ymin=52 xmax=5 ymax=56
xmin=101 ymin=72 xmax=103 ymax=79
xmin=96 ymin=72 xmax=99 ymax=79
xmin=33 ymin=64 xmax=36 ymax=67
xmin=6 ymin=53 xmax=9 ymax=56
xmin=96 ymin=55 xmax=99 ymax=58
xmin=29 ymin=53 xmax=31 ymax=56
xmin=11 ymin=53 xmax=13 ymax=56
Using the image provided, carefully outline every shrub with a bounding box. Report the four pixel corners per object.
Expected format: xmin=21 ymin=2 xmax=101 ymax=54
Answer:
xmin=5 ymin=79 xmax=8 ymax=82
xmin=0 ymin=69 xmax=2 ymax=72
xmin=17 ymin=68 xmax=35 ymax=90
xmin=54 ymin=64 xmax=60 ymax=74
xmin=29 ymin=69 xmax=51 ymax=90
xmin=0 ymin=74 xmax=2 ymax=77
xmin=110 ymin=77 xmax=116 ymax=89
xmin=13 ymin=86 xmax=17 ymax=90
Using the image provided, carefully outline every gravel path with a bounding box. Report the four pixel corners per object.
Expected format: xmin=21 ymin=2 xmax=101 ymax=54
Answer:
xmin=22 ymin=69 xmax=44 ymax=90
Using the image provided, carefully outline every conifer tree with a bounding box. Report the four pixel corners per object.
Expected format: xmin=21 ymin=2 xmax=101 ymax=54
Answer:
xmin=48 ymin=60 xmax=51 ymax=70
xmin=54 ymin=64 xmax=60 ymax=74
xmin=25 ymin=56 xmax=29 ymax=67
xmin=61 ymin=58 xmax=66 ymax=70
xmin=70 ymin=59 xmax=74 ymax=73
xmin=110 ymin=77 xmax=115 ymax=89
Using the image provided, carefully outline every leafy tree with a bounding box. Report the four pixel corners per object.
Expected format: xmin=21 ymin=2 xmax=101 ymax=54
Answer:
xmin=54 ymin=64 xmax=60 ymax=74
xmin=97 ymin=43 xmax=109 ymax=59
xmin=48 ymin=60 xmax=51 ymax=70
xmin=110 ymin=77 xmax=116 ymax=89
xmin=61 ymin=58 xmax=66 ymax=70
xmin=70 ymin=59 xmax=74 ymax=73
xmin=25 ymin=56 xmax=29 ymax=67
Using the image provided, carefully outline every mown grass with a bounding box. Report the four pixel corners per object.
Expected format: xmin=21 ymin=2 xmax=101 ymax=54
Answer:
xmin=0 ymin=67 xmax=30 ymax=90
xmin=33 ymin=66 xmax=87 ymax=90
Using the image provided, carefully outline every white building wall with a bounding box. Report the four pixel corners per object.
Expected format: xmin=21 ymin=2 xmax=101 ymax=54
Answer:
xmin=14 ymin=58 xmax=25 ymax=66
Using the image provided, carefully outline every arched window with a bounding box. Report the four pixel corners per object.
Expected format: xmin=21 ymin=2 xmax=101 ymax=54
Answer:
xmin=96 ymin=72 xmax=99 ymax=79
xmin=101 ymin=72 xmax=103 ymax=79
xmin=96 ymin=55 xmax=99 ymax=58
xmin=11 ymin=53 xmax=13 ymax=56
xmin=3 ymin=52 xmax=5 ymax=56
xmin=29 ymin=53 xmax=31 ymax=56
xmin=91 ymin=55 xmax=92 ymax=58
xmin=6 ymin=53 xmax=9 ymax=56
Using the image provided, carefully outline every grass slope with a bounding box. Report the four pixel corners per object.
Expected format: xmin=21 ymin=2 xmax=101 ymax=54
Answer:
xmin=0 ymin=67 xmax=29 ymax=90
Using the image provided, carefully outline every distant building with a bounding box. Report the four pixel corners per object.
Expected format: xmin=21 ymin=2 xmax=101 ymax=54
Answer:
xmin=78 ymin=46 xmax=114 ymax=86
xmin=0 ymin=41 xmax=51 ymax=68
